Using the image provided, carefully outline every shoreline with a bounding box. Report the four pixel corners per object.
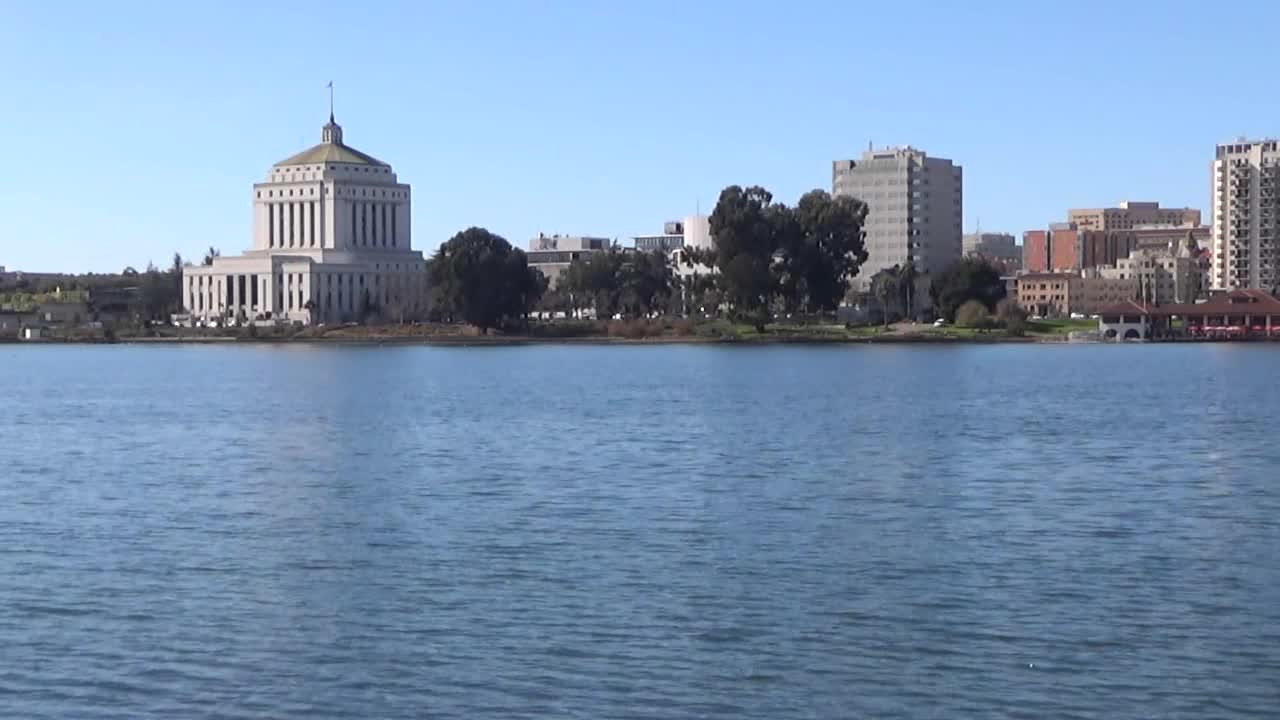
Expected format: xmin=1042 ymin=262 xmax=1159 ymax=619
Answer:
xmin=4 ymin=332 xmax=1061 ymax=347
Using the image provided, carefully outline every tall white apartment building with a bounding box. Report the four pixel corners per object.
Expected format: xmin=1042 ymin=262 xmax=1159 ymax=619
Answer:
xmin=832 ymin=146 xmax=962 ymax=290
xmin=1211 ymin=139 xmax=1280 ymax=290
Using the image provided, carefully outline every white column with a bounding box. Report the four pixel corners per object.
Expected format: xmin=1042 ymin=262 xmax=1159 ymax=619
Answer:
xmin=303 ymin=201 xmax=312 ymax=248
xmin=320 ymin=195 xmax=328 ymax=248
xmin=274 ymin=203 xmax=284 ymax=249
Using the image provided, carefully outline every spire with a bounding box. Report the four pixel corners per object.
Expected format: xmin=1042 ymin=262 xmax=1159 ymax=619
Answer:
xmin=321 ymin=81 xmax=343 ymax=145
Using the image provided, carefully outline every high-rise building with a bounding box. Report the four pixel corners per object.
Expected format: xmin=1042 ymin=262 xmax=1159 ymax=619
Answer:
xmin=832 ymin=146 xmax=962 ymax=290
xmin=1211 ymin=139 xmax=1280 ymax=289
xmin=1069 ymin=201 xmax=1201 ymax=231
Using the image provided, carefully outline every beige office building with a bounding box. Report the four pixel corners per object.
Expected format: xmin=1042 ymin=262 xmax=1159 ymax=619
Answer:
xmin=1211 ymin=139 xmax=1280 ymax=289
xmin=833 ymin=146 xmax=962 ymax=290
xmin=1069 ymin=201 xmax=1201 ymax=231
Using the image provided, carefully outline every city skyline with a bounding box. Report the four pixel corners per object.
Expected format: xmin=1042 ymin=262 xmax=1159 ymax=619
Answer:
xmin=2 ymin=0 xmax=1278 ymax=273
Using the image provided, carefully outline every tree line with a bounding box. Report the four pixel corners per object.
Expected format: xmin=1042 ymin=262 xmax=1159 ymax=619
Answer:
xmin=421 ymin=185 xmax=1017 ymax=333
xmin=421 ymin=185 xmax=874 ymax=332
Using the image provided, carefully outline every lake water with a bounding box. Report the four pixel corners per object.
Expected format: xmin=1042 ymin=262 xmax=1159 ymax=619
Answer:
xmin=1 ymin=343 xmax=1279 ymax=718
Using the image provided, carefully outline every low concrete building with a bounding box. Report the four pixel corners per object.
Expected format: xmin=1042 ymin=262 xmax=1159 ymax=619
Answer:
xmin=631 ymin=215 xmax=711 ymax=254
xmin=526 ymin=235 xmax=611 ymax=287
xmin=633 ymin=221 xmax=686 ymax=253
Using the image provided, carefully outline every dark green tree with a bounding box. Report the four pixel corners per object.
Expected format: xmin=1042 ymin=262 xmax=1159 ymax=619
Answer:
xmin=779 ymin=190 xmax=869 ymax=314
xmin=427 ymin=227 xmax=543 ymax=332
xmin=709 ymin=185 xmax=779 ymax=329
xmin=558 ymin=249 xmax=673 ymax=320
xmin=929 ymin=257 xmax=1006 ymax=322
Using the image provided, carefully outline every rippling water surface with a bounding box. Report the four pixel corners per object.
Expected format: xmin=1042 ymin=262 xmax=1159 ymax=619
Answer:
xmin=2 ymin=343 xmax=1279 ymax=718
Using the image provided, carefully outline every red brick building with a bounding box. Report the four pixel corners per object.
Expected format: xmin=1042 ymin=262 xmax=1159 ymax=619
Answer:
xmin=1022 ymin=224 xmax=1136 ymax=272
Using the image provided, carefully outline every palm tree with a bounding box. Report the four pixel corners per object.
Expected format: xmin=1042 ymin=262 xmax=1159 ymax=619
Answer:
xmin=874 ymin=271 xmax=898 ymax=329
xmin=896 ymin=258 xmax=918 ymax=321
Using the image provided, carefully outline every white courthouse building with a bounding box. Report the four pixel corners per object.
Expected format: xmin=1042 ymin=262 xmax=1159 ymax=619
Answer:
xmin=183 ymin=114 xmax=427 ymax=324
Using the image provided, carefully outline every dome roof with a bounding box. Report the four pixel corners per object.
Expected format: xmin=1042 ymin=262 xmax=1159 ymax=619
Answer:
xmin=275 ymin=142 xmax=388 ymax=168
xmin=274 ymin=114 xmax=389 ymax=168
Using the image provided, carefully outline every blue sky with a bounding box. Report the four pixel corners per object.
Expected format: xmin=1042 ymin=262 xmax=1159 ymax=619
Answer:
xmin=1 ymin=0 xmax=1276 ymax=273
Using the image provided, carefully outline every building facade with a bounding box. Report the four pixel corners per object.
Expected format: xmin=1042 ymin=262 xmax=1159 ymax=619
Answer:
xmin=183 ymin=114 xmax=427 ymax=324
xmin=633 ymin=221 xmax=686 ymax=253
xmin=1097 ymin=242 xmax=1204 ymax=305
xmin=1133 ymin=224 xmax=1211 ymax=253
xmin=1016 ymin=272 xmax=1137 ymax=317
xmin=1022 ymin=224 xmax=1138 ymax=273
xmin=526 ymin=235 xmax=611 ymax=287
xmin=632 ymin=215 xmax=710 ymax=253
xmin=832 ymin=146 xmax=962 ymax=290
xmin=962 ymin=232 xmax=1019 ymax=261
xmin=1016 ymin=273 xmax=1077 ymax=317
xmin=1211 ymin=139 xmax=1280 ymax=289
xmin=1069 ymin=201 xmax=1201 ymax=231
